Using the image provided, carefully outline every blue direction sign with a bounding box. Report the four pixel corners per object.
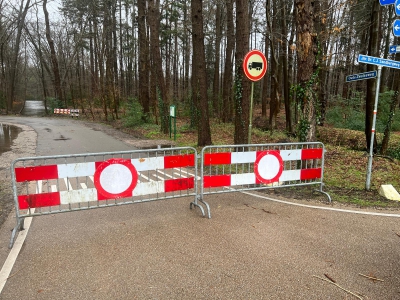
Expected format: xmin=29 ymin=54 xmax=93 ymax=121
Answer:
xmin=396 ymin=0 xmax=400 ymax=15
xmin=389 ymin=45 xmax=400 ymax=53
xmin=380 ymin=0 xmax=395 ymax=5
xmin=394 ymin=20 xmax=400 ymax=37
xmin=346 ymin=71 xmax=377 ymax=82
xmin=358 ymin=54 xmax=400 ymax=69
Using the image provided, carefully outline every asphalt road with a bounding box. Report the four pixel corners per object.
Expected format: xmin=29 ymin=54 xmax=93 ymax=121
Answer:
xmin=0 ymin=116 xmax=399 ymax=299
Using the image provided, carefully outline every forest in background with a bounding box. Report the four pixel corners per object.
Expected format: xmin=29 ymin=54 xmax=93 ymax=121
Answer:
xmin=0 ymin=0 xmax=399 ymax=150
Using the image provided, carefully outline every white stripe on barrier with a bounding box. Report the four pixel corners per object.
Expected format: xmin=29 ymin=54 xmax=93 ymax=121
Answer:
xmin=60 ymin=189 xmax=97 ymax=204
xmin=133 ymin=181 xmax=164 ymax=196
xmin=280 ymin=170 xmax=301 ymax=182
xmin=58 ymin=162 xmax=96 ymax=178
xmin=231 ymin=152 xmax=256 ymax=164
xmin=280 ymin=149 xmax=302 ymax=161
xmin=132 ymin=157 xmax=164 ymax=172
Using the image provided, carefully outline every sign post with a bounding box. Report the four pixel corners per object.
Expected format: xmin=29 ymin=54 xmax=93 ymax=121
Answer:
xmin=242 ymin=49 xmax=267 ymax=144
xmin=169 ymin=105 xmax=176 ymax=141
xmin=358 ymin=54 xmax=400 ymax=190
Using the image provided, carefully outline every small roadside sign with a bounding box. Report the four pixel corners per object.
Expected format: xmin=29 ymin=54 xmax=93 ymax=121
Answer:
xmin=396 ymin=0 xmax=400 ymax=15
xmin=380 ymin=0 xmax=395 ymax=5
xmin=346 ymin=71 xmax=377 ymax=82
xmin=394 ymin=19 xmax=400 ymax=37
xmin=389 ymin=45 xmax=400 ymax=54
xmin=242 ymin=50 xmax=267 ymax=81
xmin=358 ymin=54 xmax=400 ymax=69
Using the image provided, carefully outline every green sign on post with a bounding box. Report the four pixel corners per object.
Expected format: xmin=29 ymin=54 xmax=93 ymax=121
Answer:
xmin=169 ymin=105 xmax=176 ymax=140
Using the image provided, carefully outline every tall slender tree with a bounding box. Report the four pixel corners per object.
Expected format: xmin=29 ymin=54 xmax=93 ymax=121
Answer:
xmin=191 ymin=0 xmax=212 ymax=146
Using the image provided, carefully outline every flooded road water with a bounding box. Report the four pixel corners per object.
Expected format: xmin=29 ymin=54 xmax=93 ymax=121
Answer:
xmin=0 ymin=124 xmax=22 ymax=154
xmin=21 ymin=100 xmax=46 ymax=116
xmin=0 ymin=100 xmax=45 ymax=155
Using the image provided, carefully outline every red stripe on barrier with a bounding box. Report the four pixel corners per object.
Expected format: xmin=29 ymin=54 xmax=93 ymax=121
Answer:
xmin=301 ymin=148 xmax=323 ymax=160
xmin=15 ymin=165 xmax=58 ymax=182
xmin=204 ymin=152 xmax=231 ymax=165
xmin=165 ymin=177 xmax=194 ymax=192
xmin=203 ymin=175 xmax=231 ymax=188
xmin=164 ymin=154 xmax=195 ymax=168
xmin=300 ymin=168 xmax=322 ymax=180
xmin=18 ymin=192 xmax=61 ymax=209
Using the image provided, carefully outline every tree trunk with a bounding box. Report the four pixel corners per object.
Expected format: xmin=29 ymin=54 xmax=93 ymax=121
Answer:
xmin=234 ymin=0 xmax=250 ymax=144
xmin=295 ymin=0 xmax=319 ymax=142
xmin=221 ymin=0 xmax=234 ymax=123
xmin=8 ymin=0 xmax=31 ymax=113
xmin=138 ymin=0 xmax=150 ymax=115
xmin=43 ymin=0 xmax=63 ymax=105
xmin=191 ymin=0 xmax=212 ymax=146
xmin=149 ymin=0 xmax=169 ymax=133
xmin=365 ymin=0 xmax=380 ymax=152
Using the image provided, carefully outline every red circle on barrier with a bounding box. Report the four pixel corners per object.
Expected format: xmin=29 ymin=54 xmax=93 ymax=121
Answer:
xmin=94 ymin=158 xmax=138 ymax=199
xmin=254 ymin=151 xmax=283 ymax=184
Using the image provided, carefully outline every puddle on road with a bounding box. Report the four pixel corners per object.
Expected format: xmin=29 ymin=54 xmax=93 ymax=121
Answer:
xmin=0 ymin=123 xmax=22 ymax=155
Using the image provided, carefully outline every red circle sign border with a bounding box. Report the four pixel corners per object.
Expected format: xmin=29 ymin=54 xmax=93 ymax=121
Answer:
xmin=243 ymin=49 xmax=268 ymax=81
xmin=254 ymin=150 xmax=283 ymax=184
xmin=94 ymin=158 xmax=138 ymax=199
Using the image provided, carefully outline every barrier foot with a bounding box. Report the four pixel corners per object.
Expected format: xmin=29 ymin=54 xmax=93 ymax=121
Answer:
xmin=9 ymin=218 xmax=24 ymax=249
xmin=199 ymin=199 xmax=211 ymax=219
xmin=314 ymin=188 xmax=332 ymax=203
xmin=190 ymin=201 xmax=205 ymax=217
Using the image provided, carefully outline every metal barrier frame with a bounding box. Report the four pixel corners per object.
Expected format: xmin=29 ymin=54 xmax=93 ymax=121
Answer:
xmin=200 ymin=142 xmax=331 ymax=218
xmin=10 ymin=147 xmax=202 ymax=248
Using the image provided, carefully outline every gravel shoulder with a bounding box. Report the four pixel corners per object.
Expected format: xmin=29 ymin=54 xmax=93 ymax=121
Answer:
xmin=0 ymin=122 xmax=37 ymax=227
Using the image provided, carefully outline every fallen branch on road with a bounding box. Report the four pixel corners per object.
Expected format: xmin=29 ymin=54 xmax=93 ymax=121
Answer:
xmin=358 ymin=273 xmax=384 ymax=282
xmin=313 ymin=275 xmax=363 ymax=300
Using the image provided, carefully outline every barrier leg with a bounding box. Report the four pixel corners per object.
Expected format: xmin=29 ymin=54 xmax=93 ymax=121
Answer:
xmin=9 ymin=218 xmax=24 ymax=249
xmin=200 ymin=199 xmax=211 ymax=219
xmin=190 ymin=195 xmax=205 ymax=217
xmin=314 ymin=184 xmax=332 ymax=203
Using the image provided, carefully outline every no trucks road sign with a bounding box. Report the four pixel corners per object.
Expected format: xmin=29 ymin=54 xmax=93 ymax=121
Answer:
xmin=243 ymin=50 xmax=267 ymax=81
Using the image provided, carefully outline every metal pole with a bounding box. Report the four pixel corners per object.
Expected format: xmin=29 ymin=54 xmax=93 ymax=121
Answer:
xmin=365 ymin=66 xmax=382 ymax=190
xmin=248 ymin=81 xmax=255 ymax=144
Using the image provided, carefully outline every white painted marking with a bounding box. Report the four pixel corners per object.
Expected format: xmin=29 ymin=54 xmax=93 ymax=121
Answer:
xmin=242 ymin=191 xmax=400 ymax=217
xmin=0 ymin=212 xmax=34 ymax=294
xmin=158 ymin=170 xmax=174 ymax=178
xmin=80 ymin=183 xmax=88 ymax=189
xmin=63 ymin=178 xmax=73 ymax=191
xmin=173 ymin=168 xmax=200 ymax=180
xmin=0 ymin=180 xmax=42 ymax=294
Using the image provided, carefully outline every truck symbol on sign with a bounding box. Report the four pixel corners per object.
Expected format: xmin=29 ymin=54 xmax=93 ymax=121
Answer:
xmin=248 ymin=61 xmax=263 ymax=71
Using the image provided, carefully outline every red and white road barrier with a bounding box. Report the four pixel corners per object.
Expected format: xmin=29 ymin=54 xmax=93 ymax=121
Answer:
xmin=53 ymin=108 xmax=79 ymax=117
xmin=200 ymin=142 xmax=330 ymax=218
xmin=15 ymin=154 xmax=195 ymax=209
xmin=203 ymin=148 xmax=322 ymax=188
xmin=9 ymin=143 xmax=331 ymax=248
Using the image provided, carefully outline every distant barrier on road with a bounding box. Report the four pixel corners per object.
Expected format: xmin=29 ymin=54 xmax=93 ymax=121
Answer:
xmin=200 ymin=142 xmax=331 ymax=218
xmin=10 ymin=147 xmax=200 ymax=248
xmin=53 ymin=108 xmax=80 ymax=117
